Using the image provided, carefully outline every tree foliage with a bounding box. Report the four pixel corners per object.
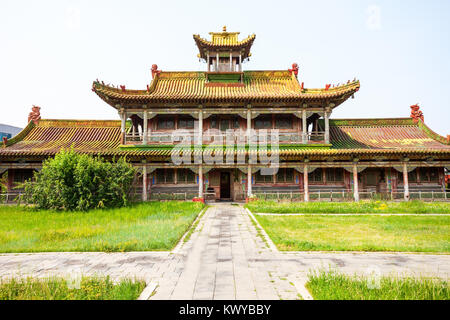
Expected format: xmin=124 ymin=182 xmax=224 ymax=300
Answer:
xmin=25 ymin=149 xmax=136 ymax=211
xmin=0 ymin=171 xmax=7 ymax=193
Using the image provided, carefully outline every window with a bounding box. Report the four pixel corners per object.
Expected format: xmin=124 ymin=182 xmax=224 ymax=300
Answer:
xmin=157 ymin=117 xmax=175 ymax=130
xmin=156 ymin=169 xmax=174 ymax=184
xmin=308 ymin=169 xmax=323 ymax=182
xmin=408 ymin=171 xmax=417 ymax=182
xmin=429 ymin=168 xmax=439 ymax=182
xmin=275 ymin=116 xmax=293 ymax=129
xmin=178 ymin=117 xmax=194 ymax=129
xmin=210 ymin=117 xmax=240 ymax=131
xmin=255 ymin=171 xmax=273 ymax=183
xmin=12 ymin=170 xmax=33 ymax=185
xmin=276 ymin=169 xmax=294 ymax=183
xmin=326 ymin=168 xmax=344 ymax=182
xmin=254 ymin=116 xmax=272 ymax=129
xmin=177 ymin=169 xmax=196 ymax=184
xmin=233 ymin=118 xmax=240 ymax=129
xmin=398 ymin=170 xmax=417 ymax=183
xmin=220 ymin=119 xmax=229 ymax=131
xmin=419 ymin=168 xmax=439 ymax=183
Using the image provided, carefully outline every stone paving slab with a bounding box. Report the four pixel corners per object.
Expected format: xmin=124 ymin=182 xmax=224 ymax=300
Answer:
xmin=0 ymin=204 xmax=448 ymax=300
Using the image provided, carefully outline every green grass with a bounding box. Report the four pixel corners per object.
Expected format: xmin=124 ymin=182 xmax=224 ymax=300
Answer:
xmin=246 ymin=200 xmax=450 ymax=214
xmin=0 ymin=201 xmax=204 ymax=253
xmin=0 ymin=276 xmax=146 ymax=300
xmin=255 ymin=215 xmax=450 ymax=252
xmin=307 ymin=271 xmax=449 ymax=300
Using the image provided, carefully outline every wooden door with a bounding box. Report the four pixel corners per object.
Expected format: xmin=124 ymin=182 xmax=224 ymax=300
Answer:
xmin=220 ymin=172 xmax=231 ymax=199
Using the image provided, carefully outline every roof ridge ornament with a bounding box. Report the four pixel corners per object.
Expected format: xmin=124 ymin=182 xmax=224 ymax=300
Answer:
xmin=410 ymin=104 xmax=424 ymax=123
xmin=151 ymin=64 xmax=161 ymax=79
xmin=288 ymin=63 xmax=299 ymax=77
xmin=28 ymin=105 xmax=41 ymax=125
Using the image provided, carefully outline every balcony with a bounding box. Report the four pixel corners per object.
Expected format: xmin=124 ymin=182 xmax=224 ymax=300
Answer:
xmin=125 ymin=131 xmax=326 ymax=145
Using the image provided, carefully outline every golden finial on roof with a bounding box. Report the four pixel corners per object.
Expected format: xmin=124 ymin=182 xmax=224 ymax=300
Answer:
xmin=223 ymin=26 xmax=227 ymax=32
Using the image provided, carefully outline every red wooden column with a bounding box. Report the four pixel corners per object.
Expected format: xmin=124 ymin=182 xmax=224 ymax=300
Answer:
xmin=143 ymin=110 xmax=148 ymax=145
xmin=119 ymin=108 xmax=126 ymax=144
xmin=302 ymin=107 xmax=307 ymax=144
xmin=199 ymin=164 xmax=204 ymax=199
xmin=142 ymin=164 xmax=147 ymax=202
xmin=247 ymin=165 xmax=252 ymax=197
xmin=7 ymin=169 xmax=14 ymax=192
xmin=353 ymin=163 xmax=359 ymax=202
xmin=403 ymin=162 xmax=410 ymax=201
xmin=303 ymin=164 xmax=309 ymax=202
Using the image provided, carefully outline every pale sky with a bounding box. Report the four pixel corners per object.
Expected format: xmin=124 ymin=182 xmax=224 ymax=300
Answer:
xmin=0 ymin=0 xmax=449 ymax=136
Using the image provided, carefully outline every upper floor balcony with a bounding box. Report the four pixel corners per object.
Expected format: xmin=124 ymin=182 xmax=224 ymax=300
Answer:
xmin=125 ymin=130 xmax=326 ymax=145
xmin=120 ymin=111 xmax=331 ymax=146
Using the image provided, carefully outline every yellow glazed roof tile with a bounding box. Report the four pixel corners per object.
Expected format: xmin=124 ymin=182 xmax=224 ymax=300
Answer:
xmin=93 ymin=71 xmax=360 ymax=105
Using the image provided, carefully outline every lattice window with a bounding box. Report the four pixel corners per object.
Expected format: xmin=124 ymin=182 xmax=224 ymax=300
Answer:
xmin=326 ymin=168 xmax=344 ymax=182
xmin=157 ymin=117 xmax=175 ymax=130
xmin=254 ymin=116 xmax=272 ymax=129
xmin=419 ymin=168 xmax=438 ymax=182
xmin=275 ymin=116 xmax=293 ymax=129
xmin=156 ymin=169 xmax=175 ymax=184
xmin=308 ymin=169 xmax=323 ymax=182
xmin=276 ymin=168 xmax=294 ymax=183
xmin=255 ymin=171 xmax=273 ymax=183
xmin=178 ymin=117 xmax=194 ymax=129
xmin=177 ymin=169 xmax=195 ymax=184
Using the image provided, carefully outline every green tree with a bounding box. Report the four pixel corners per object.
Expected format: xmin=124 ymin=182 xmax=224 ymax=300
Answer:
xmin=25 ymin=148 xmax=136 ymax=210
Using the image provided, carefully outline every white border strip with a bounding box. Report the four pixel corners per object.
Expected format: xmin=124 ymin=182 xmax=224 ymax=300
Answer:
xmin=138 ymin=281 xmax=158 ymax=300
xmin=245 ymin=207 xmax=278 ymax=252
xmin=255 ymin=213 xmax=450 ymax=216
xmin=292 ymin=278 xmax=314 ymax=300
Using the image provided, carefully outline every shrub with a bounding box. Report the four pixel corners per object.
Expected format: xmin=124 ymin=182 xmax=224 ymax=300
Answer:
xmin=24 ymin=148 xmax=136 ymax=211
xmin=0 ymin=171 xmax=7 ymax=194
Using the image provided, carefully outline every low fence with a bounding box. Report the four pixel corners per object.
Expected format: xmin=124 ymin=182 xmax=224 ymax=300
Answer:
xmin=2 ymin=191 xmax=449 ymax=204
xmin=0 ymin=193 xmax=25 ymax=204
xmin=253 ymin=190 xmax=450 ymax=202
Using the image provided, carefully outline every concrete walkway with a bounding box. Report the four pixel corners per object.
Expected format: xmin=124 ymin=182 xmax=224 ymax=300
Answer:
xmin=0 ymin=204 xmax=448 ymax=300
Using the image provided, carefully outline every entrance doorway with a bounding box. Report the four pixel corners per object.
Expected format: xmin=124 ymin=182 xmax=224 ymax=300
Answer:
xmin=220 ymin=172 xmax=231 ymax=199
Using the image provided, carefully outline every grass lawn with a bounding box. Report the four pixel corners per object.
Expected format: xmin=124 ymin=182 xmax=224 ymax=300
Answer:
xmin=307 ymin=271 xmax=449 ymax=300
xmin=0 ymin=201 xmax=204 ymax=253
xmin=255 ymin=215 xmax=450 ymax=252
xmin=246 ymin=200 xmax=450 ymax=214
xmin=0 ymin=277 xmax=146 ymax=300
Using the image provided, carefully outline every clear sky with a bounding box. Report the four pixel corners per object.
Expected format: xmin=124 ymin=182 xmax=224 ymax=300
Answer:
xmin=1 ymin=0 xmax=449 ymax=135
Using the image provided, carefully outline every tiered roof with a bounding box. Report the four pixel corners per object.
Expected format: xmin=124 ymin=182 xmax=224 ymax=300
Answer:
xmin=329 ymin=118 xmax=450 ymax=150
xmin=1 ymin=120 xmax=122 ymax=157
xmin=193 ymin=26 xmax=256 ymax=60
xmin=1 ymin=118 xmax=449 ymax=160
xmin=93 ymin=71 xmax=360 ymax=107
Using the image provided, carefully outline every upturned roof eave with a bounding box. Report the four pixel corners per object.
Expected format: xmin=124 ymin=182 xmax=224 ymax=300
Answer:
xmin=92 ymin=83 xmax=360 ymax=107
xmin=193 ymin=34 xmax=256 ymax=60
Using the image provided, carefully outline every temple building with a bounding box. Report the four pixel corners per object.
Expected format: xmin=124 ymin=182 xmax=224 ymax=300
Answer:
xmin=1 ymin=27 xmax=449 ymax=202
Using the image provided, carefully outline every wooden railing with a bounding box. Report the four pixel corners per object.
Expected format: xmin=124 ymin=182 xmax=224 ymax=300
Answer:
xmin=4 ymin=191 xmax=448 ymax=204
xmin=253 ymin=190 xmax=450 ymax=202
xmin=125 ymin=131 xmax=326 ymax=145
xmin=0 ymin=193 xmax=25 ymax=204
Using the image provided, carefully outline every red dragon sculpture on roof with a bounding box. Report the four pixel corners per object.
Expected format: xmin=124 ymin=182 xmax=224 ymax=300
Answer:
xmin=28 ymin=105 xmax=41 ymax=124
xmin=410 ymin=104 xmax=424 ymax=123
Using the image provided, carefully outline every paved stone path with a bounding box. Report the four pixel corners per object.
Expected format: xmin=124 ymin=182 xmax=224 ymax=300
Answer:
xmin=0 ymin=204 xmax=449 ymax=300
